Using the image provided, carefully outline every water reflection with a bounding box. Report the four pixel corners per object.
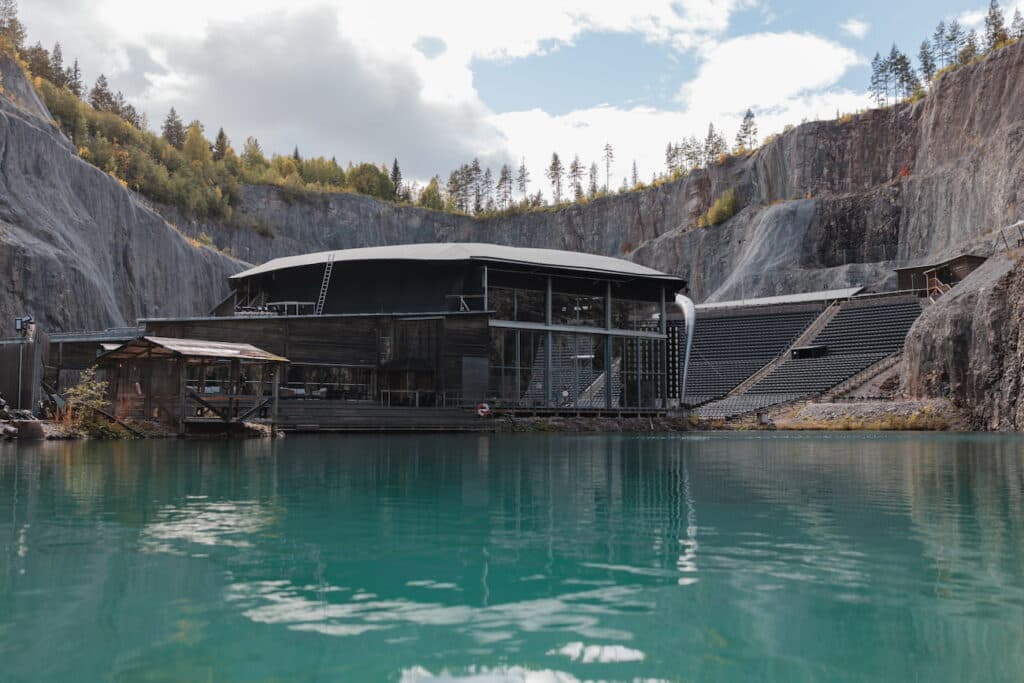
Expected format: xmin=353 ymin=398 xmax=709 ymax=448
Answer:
xmin=1 ymin=433 xmax=1024 ymax=682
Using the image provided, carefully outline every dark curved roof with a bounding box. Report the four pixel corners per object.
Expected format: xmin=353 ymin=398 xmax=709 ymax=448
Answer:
xmin=230 ymin=243 xmax=682 ymax=282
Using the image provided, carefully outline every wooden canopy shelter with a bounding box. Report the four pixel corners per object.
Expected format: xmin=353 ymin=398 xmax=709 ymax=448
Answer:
xmin=96 ymin=336 xmax=288 ymax=433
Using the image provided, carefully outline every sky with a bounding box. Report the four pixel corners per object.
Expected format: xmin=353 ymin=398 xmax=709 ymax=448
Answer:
xmin=19 ymin=0 xmax=1024 ymax=197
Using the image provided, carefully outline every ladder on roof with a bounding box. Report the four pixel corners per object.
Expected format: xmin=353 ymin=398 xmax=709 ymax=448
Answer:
xmin=314 ymin=254 xmax=335 ymax=315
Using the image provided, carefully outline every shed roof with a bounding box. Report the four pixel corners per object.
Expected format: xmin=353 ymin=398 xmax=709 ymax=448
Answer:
xmin=892 ymin=254 xmax=987 ymax=272
xmin=697 ymin=286 xmax=864 ymax=311
xmin=229 ymin=243 xmax=682 ymax=282
xmin=97 ymin=336 xmax=288 ymax=363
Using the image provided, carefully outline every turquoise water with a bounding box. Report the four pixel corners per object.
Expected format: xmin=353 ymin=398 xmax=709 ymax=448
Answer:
xmin=2 ymin=433 xmax=1023 ymax=682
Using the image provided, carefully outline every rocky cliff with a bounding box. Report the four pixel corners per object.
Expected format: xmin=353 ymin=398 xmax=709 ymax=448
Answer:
xmin=0 ymin=55 xmax=244 ymax=333
xmin=170 ymin=40 xmax=1024 ymax=304
xmin=902 ymin=254 xmax=1024 ymax=430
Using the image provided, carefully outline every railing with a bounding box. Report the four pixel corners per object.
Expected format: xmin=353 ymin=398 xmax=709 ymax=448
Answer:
xmin=926 ymin=272 xmax=952 ymax=299
xmin=186 ymin=392 xmax=270 ymax=421
xmin=380 ymin=390 xmax=469 ymax=408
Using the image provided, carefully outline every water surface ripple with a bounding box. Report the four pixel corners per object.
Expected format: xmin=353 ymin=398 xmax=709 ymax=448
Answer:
xmin=2 ymin=432 xmax=1023 ymax=682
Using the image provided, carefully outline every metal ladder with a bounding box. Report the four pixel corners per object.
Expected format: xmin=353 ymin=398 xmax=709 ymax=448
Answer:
xmin=314 ymin=254 xmax=335 ymax=315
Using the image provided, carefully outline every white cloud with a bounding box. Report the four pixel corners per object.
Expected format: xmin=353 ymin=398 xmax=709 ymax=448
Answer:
xmin=959 ymin=0 xmax=1024 ymax=28
xmin=494 ymin=31 xmax=868 ymax=192
xmin=20 ymin=1 xmax=874 ymax=197
xmin=840 ymin=18 xmax=870 ymax=40
xmin=679 ymin=32 xmax=864 ymax=115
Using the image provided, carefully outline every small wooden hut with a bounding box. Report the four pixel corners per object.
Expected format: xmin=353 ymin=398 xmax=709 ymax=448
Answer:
xmin=96 ymin=336 xmax=288 ymax=433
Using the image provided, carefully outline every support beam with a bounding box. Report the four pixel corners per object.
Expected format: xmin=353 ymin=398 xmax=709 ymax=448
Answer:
xmin=482 ymin=265 xmax=488 ymax=311
xmin=187 ymin=390 xmax=229 ymax=421
xmin=228 ymin=359 xmax=241 ymax=422
xmin=659 ymin=286 xmax=668 ymax=408
xmin=178 ymin=359 xmax=187 ymax=435
xmin=545 ymin=276 xmax=553 ymax=408
xmin=271 ymin=365 xmax=281 ymax=430
xmin=606 ymin=281 xmax=613 ymax=409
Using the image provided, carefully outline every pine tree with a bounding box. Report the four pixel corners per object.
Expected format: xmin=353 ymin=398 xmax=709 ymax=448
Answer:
xmin=602 ymin=142 xmax=614 ymax=191
xmin=946 ymin=20 xmax=965 ymax=60
xmin=0 ymin=0 xmax=25 ymax=51
xmin=1012 ymin=9 xmax=1024 ymax=39
xmin=568 ymin=155 xmax=584 ymax=201
xmin=546 ymin=153 xmax=564 ymax=204
xmin=515 ymin=157 xmax=529 ymax=199
xmin=734 ymin=108 xmax=758 ymax=151
xmin=88 ymin=74 xmax=115 ymax=112
xmin=23 ymin=42 xmax=51 ymax=81
xmin=984 ymin=0 xmax=1008 ymax=50
xmin=161 ymin=107 xmax=186 ymax=149
xmin=390 ymin=158 xmax=403 ymax=200
xmin=48 ymin=42 xmax=66 ymax=86
xmin=665 ymin=142 xmax=677 ymax=174
xmin=896 ymin=49 xmax=920 ymax=98
xmin=292 ymin=146 xmax=302 ymax=162
xmin=482 ymin=167 xmax=494 ymax=211
xmin=630 ymin=160 xmax=639 ymax=187
xmin=870 ymin=52 xmax=884 ymax=104
xmin=588 ymin=162 xmax=599 ymax=197
xmin=66 ymin=59 xmax=83 ymax=97
xmin=497 ymin=164 xmax=512 ymax=208
xmin=212 ymin=128 xmax=229 ymax=161
xmin=704 ymin=123 xmax=726 ymax=166
xmin=918 ymin=40 xmax=936 ymax=82
xmin=932 ymin=21 xmax=949 ymax=68
xmin=683 ymin=135 xmax=702 ymax=170
xmin=469 ymin=158 xmax=483 ymax=213
xmin=960 ymin=29 xmax=980 ymax=64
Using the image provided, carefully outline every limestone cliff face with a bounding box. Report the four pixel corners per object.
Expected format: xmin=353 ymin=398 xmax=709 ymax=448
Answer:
xmin=0 ymin=56 xmax=244 ymax=332
xmin=902 ymin=255 xmax=1024 ymax=430
xmin=172 ymin=40 xmax=1024 ymax=304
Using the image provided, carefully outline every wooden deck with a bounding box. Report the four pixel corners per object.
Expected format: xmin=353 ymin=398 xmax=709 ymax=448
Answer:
xmin=273 ymin=402 xmax=496 ymax=432
xmin=246 ymin=401 xmax=672 ymax=433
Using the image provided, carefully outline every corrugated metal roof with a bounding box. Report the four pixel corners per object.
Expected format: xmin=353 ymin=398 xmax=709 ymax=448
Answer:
xmin=697 ymin=287 xmax=864 ymax=311
xmin=892 ymin=254 xmax=987 ymax=271
xmin=229 ymin=243 xmax=681 ymax=281
xmin=98 ymin=336 xmax=288 ymax=362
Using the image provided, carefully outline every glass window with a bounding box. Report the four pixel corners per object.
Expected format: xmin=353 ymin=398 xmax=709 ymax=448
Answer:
xmin=611 ymin=298 xmax=660 ymax=331
xmin=552 ymin=292 xmax=605 ymax=327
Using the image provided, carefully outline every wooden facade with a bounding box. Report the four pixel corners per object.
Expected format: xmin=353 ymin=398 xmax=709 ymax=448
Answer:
xmin=96 ymin=337 xmax=287 ymax=433
xmin=896 ymin=255 xmax=987 ymax=296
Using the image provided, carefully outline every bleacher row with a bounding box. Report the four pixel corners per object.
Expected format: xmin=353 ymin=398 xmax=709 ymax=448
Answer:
xmin=676 ymin=297 xmax=924 ymax=419
xmin=678 ymin=309 xmax=821 ymax=405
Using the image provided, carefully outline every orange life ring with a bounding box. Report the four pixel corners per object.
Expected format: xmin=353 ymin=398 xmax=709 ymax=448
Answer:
xmin=476 ymin=402 xmax=491 ymax=417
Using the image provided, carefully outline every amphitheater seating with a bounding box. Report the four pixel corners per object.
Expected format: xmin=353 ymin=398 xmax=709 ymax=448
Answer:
xmin=676 ymin=308 xmax=821 ymax=404
xmin=747 ymin=299 xmax=923 ymax=397
xmin=688 ymin=297 xmax=924 ymax=420
xmin=693 ymin=393 xmax=806 ymax=419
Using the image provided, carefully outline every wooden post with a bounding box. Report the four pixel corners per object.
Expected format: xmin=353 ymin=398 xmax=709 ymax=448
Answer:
xmin=545 ymin=276 xmax=553 ymax=408
xmin=482 ymin=265 xmax=488 ymax=311
xmin=178 ymin=359 xmax=187 ymax=435
xmin=228 ymin=359 xmax=240 ymax=423
xmin=271 ymin=364 xmax=281 ymax=430
xmin=605 ymin=281 xmax=613 ymax=410
xmin=143 ymin=349 xmax=153 ymax=419
xmin=659 ymin=286 xmax=668 ymax=409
